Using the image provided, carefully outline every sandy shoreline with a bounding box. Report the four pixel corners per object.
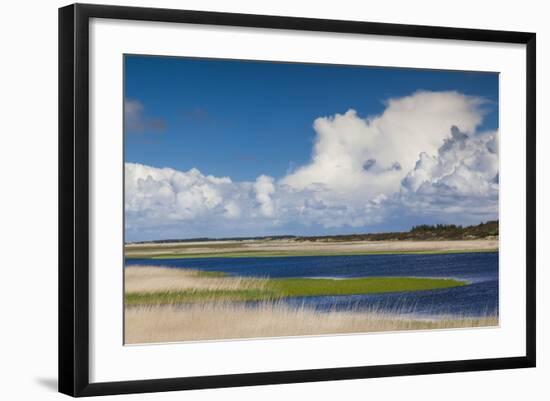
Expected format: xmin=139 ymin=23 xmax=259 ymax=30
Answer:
xmin=125 ymin=238 xmax=498 ymax=258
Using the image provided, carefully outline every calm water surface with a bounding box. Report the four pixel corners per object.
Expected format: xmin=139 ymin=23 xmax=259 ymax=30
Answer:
xmin=126 ymin=252 xmax=498 ymax=318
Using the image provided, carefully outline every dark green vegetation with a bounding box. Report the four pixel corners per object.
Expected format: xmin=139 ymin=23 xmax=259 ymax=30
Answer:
xmin=296 ymin=220 xmax=499 ymax=242
xmin=125 ymin=276 xmax=467 ymax=306
xmin=126 ymin=220 xmax=498 ymax=245
xmin=125 ymin=220 xmax=498 ymax=259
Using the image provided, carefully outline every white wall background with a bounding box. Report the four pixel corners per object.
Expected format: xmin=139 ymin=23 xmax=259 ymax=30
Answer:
xmin=0 ymin=0 xmax=546 ymax=399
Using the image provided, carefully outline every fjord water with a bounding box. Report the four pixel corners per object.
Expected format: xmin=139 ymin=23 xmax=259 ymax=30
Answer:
xmin=126 ymin=252 xmax=498 ymax=318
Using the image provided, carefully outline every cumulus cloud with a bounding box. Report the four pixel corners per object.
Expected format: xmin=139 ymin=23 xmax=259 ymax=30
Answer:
xmin=254 ymin=175 xmax=276 ymax=217
xmin=399 ymin=126 xmax=499 ymax=219
xmin=281 ymin=91 xmax=485 ymax=197
xmin=125 ymin=91 xmax=498 ymax=240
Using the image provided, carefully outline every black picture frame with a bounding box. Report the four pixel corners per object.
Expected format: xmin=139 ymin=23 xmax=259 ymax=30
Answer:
xmin=59 ymin=3 xmax=536 ymax=397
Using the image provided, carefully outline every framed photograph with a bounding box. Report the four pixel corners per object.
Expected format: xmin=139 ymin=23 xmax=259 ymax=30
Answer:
xmin=58 ymin=3 xmax=536 ymax=397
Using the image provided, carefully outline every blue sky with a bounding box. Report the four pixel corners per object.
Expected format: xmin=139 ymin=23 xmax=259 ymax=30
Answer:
xmin=125 ymin=55 xmax=498 ymax=182
xmin=124 ymin=55 xmax=499 ymax=240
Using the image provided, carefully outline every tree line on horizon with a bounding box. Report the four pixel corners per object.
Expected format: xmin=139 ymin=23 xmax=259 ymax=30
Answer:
xmin=127 ymin=220 xmax=498 ymax=244
xmin=296 ymin=220 xmax=498 ymax=242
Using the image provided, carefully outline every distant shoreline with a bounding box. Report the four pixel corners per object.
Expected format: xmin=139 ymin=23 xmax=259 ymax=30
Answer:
xmin=126 ymin=221 xmax=499 ymax=246
xmin=125 ymin=238 xmax=498 ymax=260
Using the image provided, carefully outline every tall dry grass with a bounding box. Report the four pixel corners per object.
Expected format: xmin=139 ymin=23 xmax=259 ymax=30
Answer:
xmin=125 ymin=265 xmax=267 ymax=293
xmin=125 ymin=302 xmax=498 ymax=344
xmin=124 ymin=265 xmax=497 ymax=344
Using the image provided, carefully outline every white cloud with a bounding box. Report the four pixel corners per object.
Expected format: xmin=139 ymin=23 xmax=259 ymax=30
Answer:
xmin=223 ymin=201 xmax=241 ymax=219
xmin=254 ymin=175 xmax=276 ymax=217
xmin=399 ymin=126 xmax=499 ymax=219
xmin=281 ymin=91 xmax=486 ymax=197
xmin=125 ymin=91 xmax=498 ymax=240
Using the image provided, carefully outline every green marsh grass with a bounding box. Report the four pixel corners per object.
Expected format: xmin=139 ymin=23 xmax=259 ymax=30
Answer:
xmin=125 ymin=276 xmax=466 ymax=306
xmin=124 ymin=266 xmax=494 ymax=343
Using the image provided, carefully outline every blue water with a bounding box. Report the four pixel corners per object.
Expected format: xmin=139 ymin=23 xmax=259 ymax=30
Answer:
xmin=126 ymin=252 xmax=498 ymax=318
